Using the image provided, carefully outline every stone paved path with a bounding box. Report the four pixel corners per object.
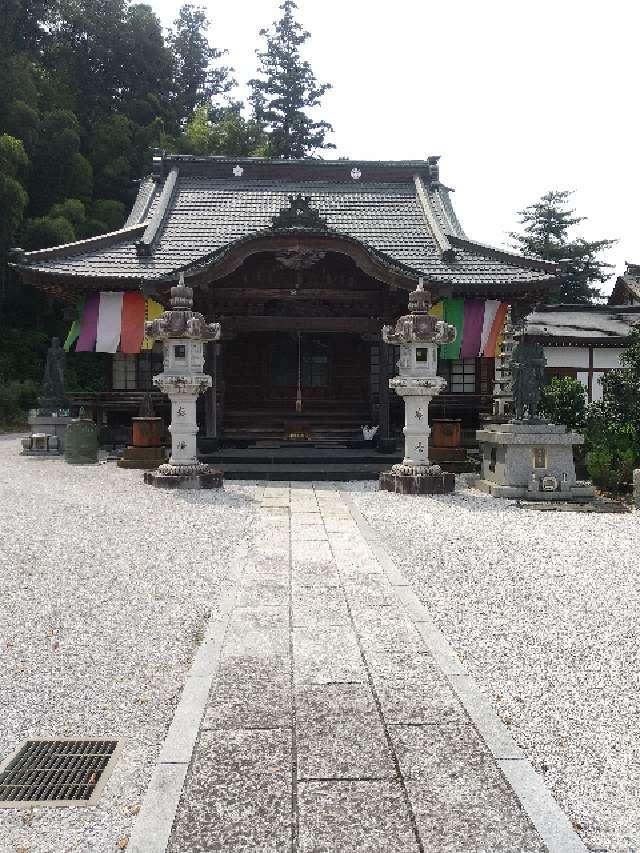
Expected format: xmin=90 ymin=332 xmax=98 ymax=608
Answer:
xmin=159 ymin=483 xmax=570 ymax=852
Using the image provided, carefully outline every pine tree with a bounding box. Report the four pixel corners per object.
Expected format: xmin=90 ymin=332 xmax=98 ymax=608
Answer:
xmin=510 ymin=190 xmax=615 ymax=303
xmin=249 ymin=0 xmax=334 ymax=159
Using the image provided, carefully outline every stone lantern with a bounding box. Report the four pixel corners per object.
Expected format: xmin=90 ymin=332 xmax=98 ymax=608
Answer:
xmin=379 ymin=280 xmax=457 ymax=495
xmin=143 ymin=275 xmax=223 ymax=489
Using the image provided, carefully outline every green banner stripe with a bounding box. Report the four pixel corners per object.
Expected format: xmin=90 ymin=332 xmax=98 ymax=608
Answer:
xmin=440 ymin=297 xmax=464 ymax=359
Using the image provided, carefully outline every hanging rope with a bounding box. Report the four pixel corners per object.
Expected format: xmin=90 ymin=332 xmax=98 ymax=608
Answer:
xmin=296 ymin=331 xmax=302 ymax=413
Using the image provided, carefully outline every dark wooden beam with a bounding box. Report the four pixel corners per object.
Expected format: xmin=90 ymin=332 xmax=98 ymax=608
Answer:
xmin=210 ymin=288 xmax=385 ymax=302
xmin=223 ymin=316 xmax=382 ymax=334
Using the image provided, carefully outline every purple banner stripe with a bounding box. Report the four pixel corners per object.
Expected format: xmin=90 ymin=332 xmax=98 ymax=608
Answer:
xmin=76 ymin=291 xmax=100 ymax=352
xmin=460 ymin=299 xmax=485 ymax=358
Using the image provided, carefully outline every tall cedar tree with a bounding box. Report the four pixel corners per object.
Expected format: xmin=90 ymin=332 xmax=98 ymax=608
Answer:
xmin=510 ymin=190 xmax=615 ymax=303
xmin=249 ymin=1 xmax=334 ymax=159
xmin=168 ymin=4 xmax=234 ymax=125
xmin=0 ymin=0 xmax=236 ymax=393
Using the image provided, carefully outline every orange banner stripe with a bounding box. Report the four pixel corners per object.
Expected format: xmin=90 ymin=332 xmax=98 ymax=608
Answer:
xmin=120 ymin=292 xmax=146 ymax=353
xmin=483 ymin=302 xmax=509 ymax=357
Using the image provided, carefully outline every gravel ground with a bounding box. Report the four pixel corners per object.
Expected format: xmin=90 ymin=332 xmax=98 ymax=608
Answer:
xmin=0 ymin=435 xmax=258 ymax=853
xmin=347 ymin=479 xmax=640 ymax=853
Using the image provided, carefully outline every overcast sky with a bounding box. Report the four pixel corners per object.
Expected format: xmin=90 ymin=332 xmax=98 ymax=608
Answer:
xmin=154 ymin=0 xmax=638 ymax=296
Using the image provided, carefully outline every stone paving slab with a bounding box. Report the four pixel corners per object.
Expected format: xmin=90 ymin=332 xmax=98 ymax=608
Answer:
xmin=168 ymin=729 xmax=292 ymax=853
xmin=295 ymin=683 xmax=395 ymax=780
xmin=293 ymin=625 xmax=366 ymax=685
xmin=155 ymin=484 xmax=587 ymax=852
xmin=297 ymin=780 xmax=419 ymax=852
xmin=394 ymin=723 xmax=545 ymax=851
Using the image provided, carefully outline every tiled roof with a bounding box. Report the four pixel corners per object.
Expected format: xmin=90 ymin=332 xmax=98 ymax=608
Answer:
xmin=13 ymin=154 xmax=559 ymax=293
xmin=525 ymin=304 xmax=640 ymax=343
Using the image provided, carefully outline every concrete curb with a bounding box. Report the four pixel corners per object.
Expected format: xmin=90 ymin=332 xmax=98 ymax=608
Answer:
xmin=339 ymin=488 xmax=587 ymax=853
xmin=127 ymin=513 xmax=256 ymax=853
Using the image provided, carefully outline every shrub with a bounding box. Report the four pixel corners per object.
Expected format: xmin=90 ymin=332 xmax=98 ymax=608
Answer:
xmin=539 ymin=377 xmax=586 ymax=431
xmin=0 ymin=379 xmax=38 ymax=429
xmin=584 ymin=408 xmax=639 ymax=490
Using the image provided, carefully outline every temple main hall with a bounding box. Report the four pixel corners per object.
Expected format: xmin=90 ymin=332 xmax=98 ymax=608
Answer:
xmin=12 ymin=153 xmax=559 ymax=461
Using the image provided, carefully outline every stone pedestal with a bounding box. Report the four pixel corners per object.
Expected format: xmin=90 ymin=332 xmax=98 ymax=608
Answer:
xmin=26 ymin=412 xmax=73 ymax=452
xmin=118 ymin=416 xmax=166 ymax=470
xmin=144 ymin=466 xmax=223 ymax=489
xmin=379 ymin=470 xmax=455 ymax=494
xmin=20 ymin=433 xmax=60 ymax=457
xmin=475 ymin=422 xmax=594 ymax=501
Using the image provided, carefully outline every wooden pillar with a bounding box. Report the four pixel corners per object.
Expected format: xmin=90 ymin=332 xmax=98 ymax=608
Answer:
xmin=203 ymin=342 xmax=217 ymax=438
xmin=217 ymin=343 xmax=225 ymax=437
xmin=379 ymin=341 xmax=390 ymax=439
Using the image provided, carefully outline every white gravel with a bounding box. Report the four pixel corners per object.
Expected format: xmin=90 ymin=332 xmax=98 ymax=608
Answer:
xmin=0 ymin=435 xmax=258 ymax=853
xmin=347 ymin=478 xmax=640 ymax=853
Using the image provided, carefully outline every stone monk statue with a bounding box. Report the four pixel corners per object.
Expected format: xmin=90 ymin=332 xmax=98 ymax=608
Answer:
xmin=39 ymin=337 xmax=68 ymax=411
xmin=510 ymin=339 xmax=547 ymax=422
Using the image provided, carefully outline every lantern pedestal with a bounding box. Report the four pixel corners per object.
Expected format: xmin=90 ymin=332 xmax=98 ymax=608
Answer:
xmin=142 ymin=278 xmax=222 ymax=490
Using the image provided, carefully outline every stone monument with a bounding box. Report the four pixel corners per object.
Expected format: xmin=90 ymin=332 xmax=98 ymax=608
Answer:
xmin=64 ymin=407 xmax=98 ymax=464
xmin=143 ymin=276 xmax=223 ymax=489
xmin=475 ymin=335 xmax=594 ymax=501
xmin=379 ymin=280 xmax=457 ymax=495
xmin=22 ymin=337 xmax=73 ymax=456
xmin=117 ymin=394 xmax=167 ymax=470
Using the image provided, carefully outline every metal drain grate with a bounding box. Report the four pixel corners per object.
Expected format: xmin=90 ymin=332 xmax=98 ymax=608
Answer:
xmin=0 ymin=738 xmax=124 ymax=808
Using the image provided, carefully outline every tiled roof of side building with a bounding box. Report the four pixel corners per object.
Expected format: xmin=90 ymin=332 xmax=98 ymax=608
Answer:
xmin=526 ymin=304 xmax=640 ymax=344
xmin=12 ymin=154 xmax=560 ymax=293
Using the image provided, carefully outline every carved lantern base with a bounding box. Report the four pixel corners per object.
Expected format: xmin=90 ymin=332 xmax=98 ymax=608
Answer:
xmin=379 ymin=470 xmax=455 ymax=495
xmin=143 ymin=463 xmax=223 ymax=490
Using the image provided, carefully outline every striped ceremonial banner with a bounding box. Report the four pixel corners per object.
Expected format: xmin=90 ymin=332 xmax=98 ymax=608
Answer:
xmin=460 ymin=299 xmax=485 ymax=358
xmin=120 ymin=292 xmax=146 ymax=353
xmin=63 ymin=296 xmax=84 ymax=352
xmin=479 ymin=300 xmax=500 ymax=356
xmin=482 ymin=302 xmax=509 ymax=358
xmin=75 ymin=291 xmax=100 ymax=352
xmin=65 ymin=292 xmax=164 ymax=353
xmin=440 ymin=298 xmax=464 ymax=360
xmin=95 ymin=292 xmax=124 ymax=353
xmin=427 ymin=298 xmax=509 ymax=358
xmin=141 ymin=299 xmax=164 ymax=350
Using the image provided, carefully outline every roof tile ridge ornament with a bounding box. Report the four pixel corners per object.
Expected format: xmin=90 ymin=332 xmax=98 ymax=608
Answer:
xmin=271 ymin=194 xmax=328 ymax=230
xmin=414 ymin=175 xmax=457 ymax=265
xmin=136 ymin=166 xmax=180 ymax=258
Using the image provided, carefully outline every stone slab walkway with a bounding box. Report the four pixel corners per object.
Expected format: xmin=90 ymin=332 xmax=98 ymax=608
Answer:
xmin=129 ymin=483 xmax=586 ymax=853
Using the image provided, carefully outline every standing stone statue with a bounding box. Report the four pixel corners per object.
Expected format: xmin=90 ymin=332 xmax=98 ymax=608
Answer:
xmin=39 ymin=337 xmax=68 ymax=412
xmin=510 ymin=339 xmax=546 ymax=422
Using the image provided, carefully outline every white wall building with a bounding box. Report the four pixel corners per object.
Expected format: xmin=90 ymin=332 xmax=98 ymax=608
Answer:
xmin=524 ymin=305 xmax=640 ymax=403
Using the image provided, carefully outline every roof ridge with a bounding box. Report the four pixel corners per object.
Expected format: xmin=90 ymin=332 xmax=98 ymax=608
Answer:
xmin=136 ymin=167 xmax=179 ymax=257
xmin=11 ymin=223 xmax=146 ymax=264
xmin=448 ymin=234 xmax=560 ymax=274
xmin=414 ymin=175 xmax=457 ymax=264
